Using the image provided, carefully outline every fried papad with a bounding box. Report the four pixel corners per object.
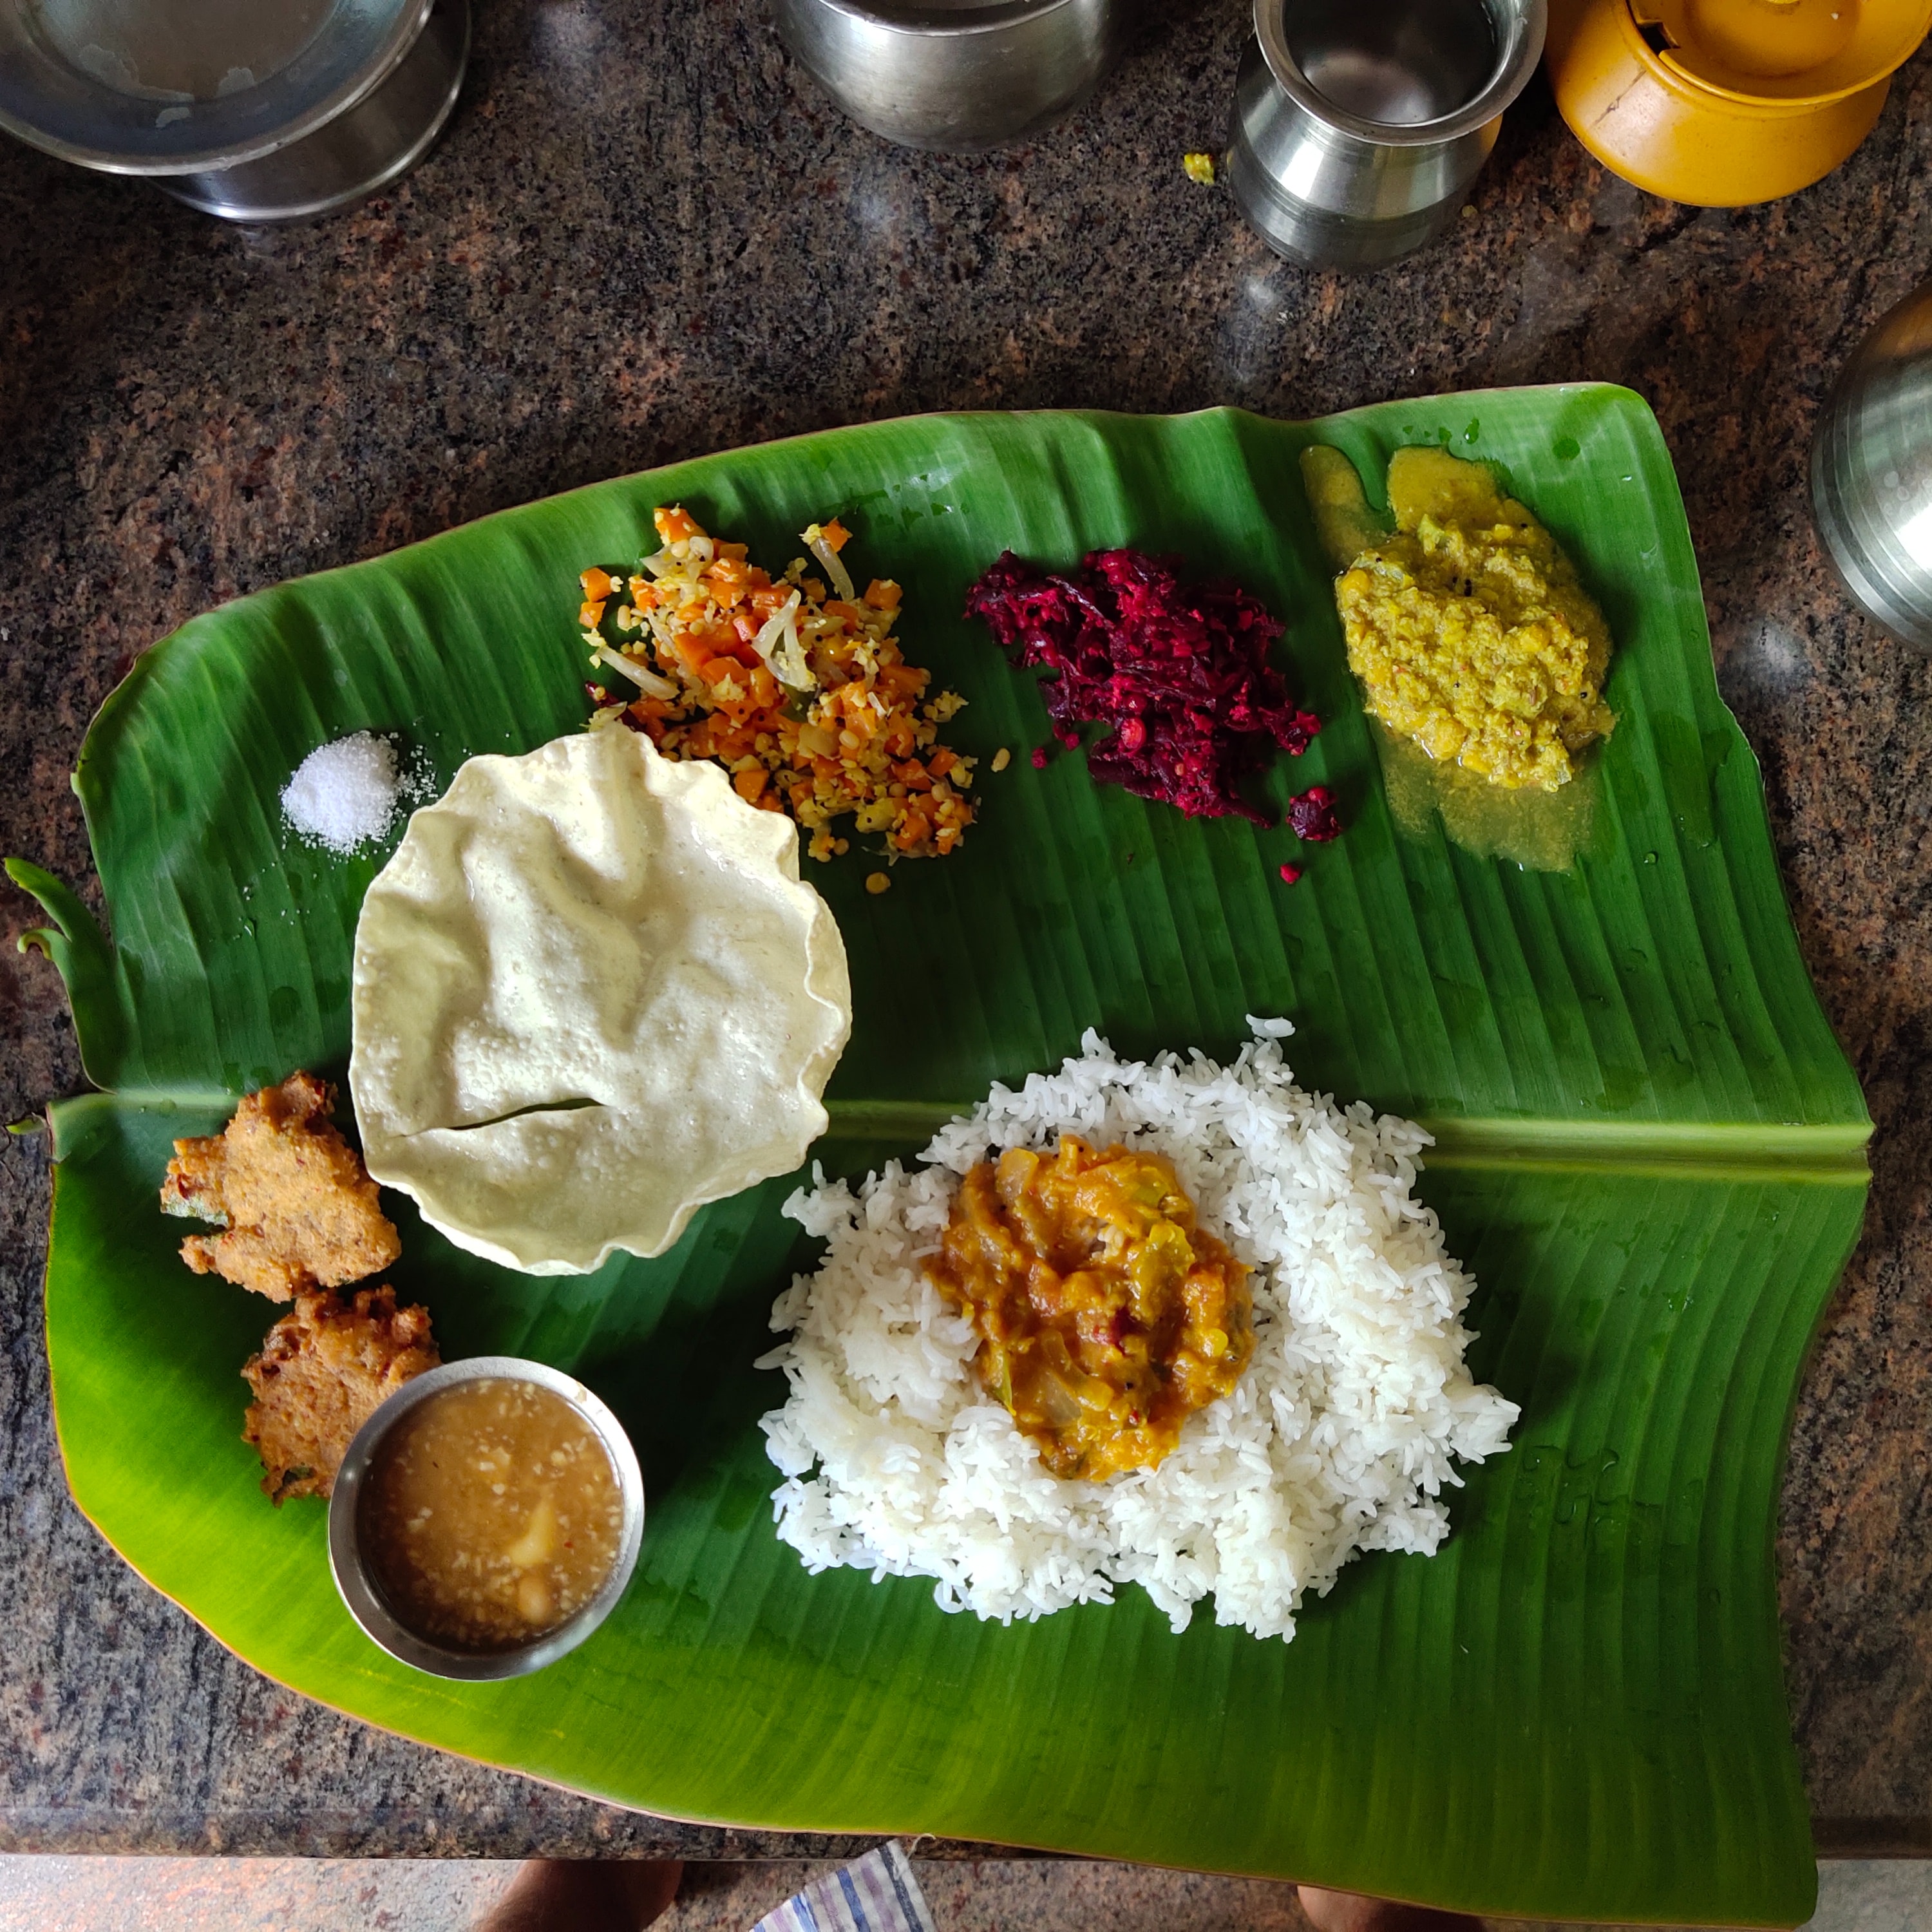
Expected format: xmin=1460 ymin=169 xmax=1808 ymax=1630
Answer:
xmin=162 ymin=1071 xmax=401 ymax=1300
xmin=242 ymin=1285 xmax=439 ymax=1503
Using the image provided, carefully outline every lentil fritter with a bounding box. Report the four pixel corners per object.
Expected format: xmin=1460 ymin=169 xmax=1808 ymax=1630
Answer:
xmin=161 ymin=1072 xmax=400 ymax=1302
xmin=241 ymin=1285 xmax=440 ymax=1504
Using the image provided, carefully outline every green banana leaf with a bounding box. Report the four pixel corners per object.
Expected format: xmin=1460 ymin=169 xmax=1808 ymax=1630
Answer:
xmin=17 ymin=392 xmax=1868 ymax=1926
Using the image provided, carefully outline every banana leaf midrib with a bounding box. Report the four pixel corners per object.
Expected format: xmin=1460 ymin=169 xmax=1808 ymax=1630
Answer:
xmin=50 ymin=1089 xmax=1874 ymax=1184
xmin=813 ymin=1103 xmax=1875 ymax=1181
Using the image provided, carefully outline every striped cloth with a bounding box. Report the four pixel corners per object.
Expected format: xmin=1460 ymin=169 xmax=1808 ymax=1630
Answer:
xmin=751 ymin=1842 xmax=937 ymax=1932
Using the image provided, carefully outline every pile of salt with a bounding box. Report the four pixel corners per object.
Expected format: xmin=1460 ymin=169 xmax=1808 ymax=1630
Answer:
xmin=281 ymin=732 xmax=401 ymax=855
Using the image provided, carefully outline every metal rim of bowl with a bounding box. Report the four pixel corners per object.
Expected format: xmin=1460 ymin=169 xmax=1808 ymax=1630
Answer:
xmin=793 ymin=0 xmax=1091 ymax=36
xmin=157 ymin=0 xmax=469 ymax=223
xmin=1251 ymin=0 xmax=1547 ymax=146
xmin=0 ymin=0 xmax=435 ymax=175
xmin=327 ymin=1355 xmax=646 ymax=1682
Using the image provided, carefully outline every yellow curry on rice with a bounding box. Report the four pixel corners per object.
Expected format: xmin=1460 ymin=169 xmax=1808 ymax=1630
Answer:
xmin=926 ymin=1136 xmax=1253 ymax=1482
xmin=1309 ymin=444 xmax=1616 ymax=793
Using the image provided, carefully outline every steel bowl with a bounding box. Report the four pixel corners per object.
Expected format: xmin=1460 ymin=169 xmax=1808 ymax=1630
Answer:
xmin=773 ymin=0 xmax=1131 ymax=152
xmin=1812 ymin=278 xmax=1932 ymax=653
xmin=0 ymin=0 xmax=468 ymax=222
xmin=328 ymin=1356 xmax=646 ymax=1681
xmin=1227 ymin=0 xmax=1547 ymax=269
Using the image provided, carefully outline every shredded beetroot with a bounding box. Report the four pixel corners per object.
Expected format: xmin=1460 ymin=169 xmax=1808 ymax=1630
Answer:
xmin=965 ymin=548 xmax=1323 ymax=827
xmin=1278 ymin=862 xmax=1303 ymax=886
xmin=1287 ymin=785 xmax=1343 ymax=842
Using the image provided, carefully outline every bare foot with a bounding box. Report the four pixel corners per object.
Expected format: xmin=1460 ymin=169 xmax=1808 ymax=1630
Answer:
xmin=477 ymin=1858 xmax=685 ymax=1932
xmin=1296 ymin=1884 xmax=1484 ymax=1932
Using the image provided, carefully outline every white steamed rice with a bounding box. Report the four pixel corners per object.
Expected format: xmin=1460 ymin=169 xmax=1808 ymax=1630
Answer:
xmin=757 ymin=1019 xmax=1518 ymax=1643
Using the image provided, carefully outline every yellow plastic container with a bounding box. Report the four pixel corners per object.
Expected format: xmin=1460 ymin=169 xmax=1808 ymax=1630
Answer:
xmin=1547 ymin=0 xmax=1930 ymax=204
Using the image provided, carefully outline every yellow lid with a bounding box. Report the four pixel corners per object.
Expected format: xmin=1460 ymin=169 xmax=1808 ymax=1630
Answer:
xmin=1642 ymin=0 xmax=1929 ymax=99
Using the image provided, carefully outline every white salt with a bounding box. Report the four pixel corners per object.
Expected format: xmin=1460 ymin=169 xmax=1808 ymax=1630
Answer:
xmin=281 ymin=732 xmax=400 ymax=854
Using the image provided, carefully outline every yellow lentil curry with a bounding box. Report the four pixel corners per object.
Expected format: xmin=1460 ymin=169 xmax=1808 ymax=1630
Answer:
xmin=1312 ymin=444 xmax=1616 ymax=793
xmin=926 ymin=1137 xmax=1253 ymax=1482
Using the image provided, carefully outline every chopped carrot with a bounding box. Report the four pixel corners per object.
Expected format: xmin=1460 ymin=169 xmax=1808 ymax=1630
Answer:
xmin=669 ymin=633 xmax=712 ymax=679
xmin=585 ymin=507 xmax=975 ymax=861
xmin=875 ymin=662 xmax=927 ymax=699
xmin=578 ymin=599 xmax=607 ymax=630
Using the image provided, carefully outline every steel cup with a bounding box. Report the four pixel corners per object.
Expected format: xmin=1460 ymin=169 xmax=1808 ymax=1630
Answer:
xmin=1227 ymin=0 xmax=1547 ymax=269
xmin=1812 ymin=279 xmax=1932 ymax=654
xmin=328 ymin=1356 xmax=646 ymax=1681
xmin=773 ymin=0 xmax=1130 ymax=152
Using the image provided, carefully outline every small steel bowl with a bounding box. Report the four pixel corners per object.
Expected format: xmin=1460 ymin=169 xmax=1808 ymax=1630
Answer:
xmin=1228 ymin=0 xmax=1546 ymax=269
xmin=328 ymin=1356 xmax=645 ymax=1681
xmin=773 ymin=0 xmax=1131 ymax=153
xmin=1812 ymin=278 xmax=1932 ymax=654
xmin=0 ymin=0 xmax=468 ymax=222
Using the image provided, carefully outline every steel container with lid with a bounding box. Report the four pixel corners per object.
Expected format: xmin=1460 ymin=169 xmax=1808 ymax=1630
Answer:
xmin=0 ymin=0 xmax=469 ymax=221
xmin=773 ymin=0 xmax=1130 ymax=152
xmin=1227 ymin=0 xmax=1547 ymax=270
xmin=1813 ymin=279 xmax=1932 ymax=654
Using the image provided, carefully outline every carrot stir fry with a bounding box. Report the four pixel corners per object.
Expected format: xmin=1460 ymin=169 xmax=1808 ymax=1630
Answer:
xmin=582 ymin=508 xmax=976 ymax=863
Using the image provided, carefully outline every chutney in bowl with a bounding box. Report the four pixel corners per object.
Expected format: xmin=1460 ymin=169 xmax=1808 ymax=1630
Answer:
xmin=328 ymin=1357 xmax=644 ymax=1680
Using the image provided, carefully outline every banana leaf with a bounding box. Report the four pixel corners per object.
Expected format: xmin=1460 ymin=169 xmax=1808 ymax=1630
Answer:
xmin=15 ymin=392 xmax=1868 ymax=1926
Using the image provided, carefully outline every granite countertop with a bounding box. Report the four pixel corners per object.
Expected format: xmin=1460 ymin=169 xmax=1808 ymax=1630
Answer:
xmin=1 ymin=0 xmax=1929 ymax=1864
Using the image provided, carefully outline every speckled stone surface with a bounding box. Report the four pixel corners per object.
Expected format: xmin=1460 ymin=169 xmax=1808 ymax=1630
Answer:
xmin=1 ymin=0 xmax=1929 ymax=1864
